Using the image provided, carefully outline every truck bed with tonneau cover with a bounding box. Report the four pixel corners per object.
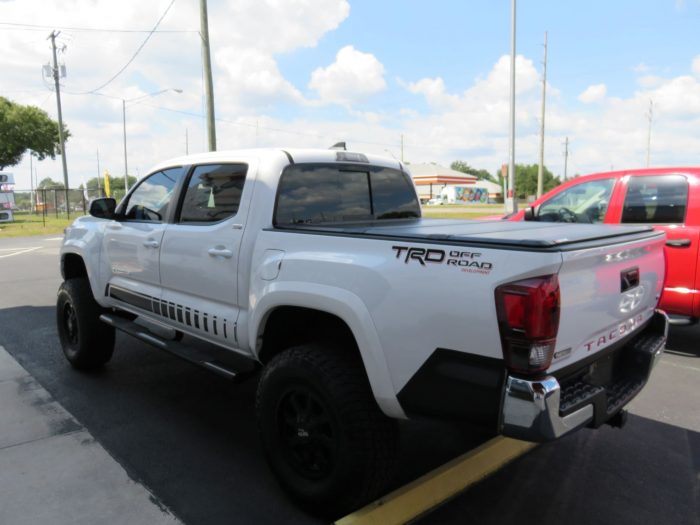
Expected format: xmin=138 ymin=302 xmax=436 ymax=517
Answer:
xmin=271 ymin=218 xmax=661 ymax=250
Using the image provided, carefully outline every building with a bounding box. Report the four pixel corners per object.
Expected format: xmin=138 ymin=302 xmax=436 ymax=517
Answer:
xmin=440 ymin=179 xmax=504 ymax=204
xmin=407 ymin=163 xmax=503 ymax=203
xmin=407 ymin=163 xmax=477 ymax=202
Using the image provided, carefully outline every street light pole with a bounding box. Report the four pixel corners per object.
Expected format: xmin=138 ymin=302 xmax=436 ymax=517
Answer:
xmin=122 ymin=99 xmax=129 ymax=192
xmin=537 ymin=31 xmax=548 ymax=199
xmin=121 ymin=88 xmax=182 ymax=194
xmin=506 ymin=0 xmax=518 ymax=213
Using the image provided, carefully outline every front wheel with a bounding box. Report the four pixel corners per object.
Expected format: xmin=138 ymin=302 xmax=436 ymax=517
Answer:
xmin=56 ymin=278 xmax=115 ymax=370
xmin=256 ymin=344 xmax=397 ymax=516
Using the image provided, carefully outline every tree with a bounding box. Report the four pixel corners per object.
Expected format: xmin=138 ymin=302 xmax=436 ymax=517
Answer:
xmin=84 ymin=175 xmax=137 ymax=191
xmin=450 ymin=161 xmax=499 ymax=184
xmin=38 ymin=177 xmax=65 ymax=189
xmin=0 ymin=97 xmax=70 ymax=169
xmin=513 ymin=164 xmax=561 ymax=199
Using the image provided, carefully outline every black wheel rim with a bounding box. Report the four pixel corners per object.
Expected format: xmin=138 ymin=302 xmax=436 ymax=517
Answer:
xmin=63 ymin=302 xmax=79 ymax=344
xmin=277 ymin=385 xmax=336 ymax=480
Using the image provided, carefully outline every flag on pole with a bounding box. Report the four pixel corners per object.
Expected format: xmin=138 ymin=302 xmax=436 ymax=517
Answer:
xmin=103 ymin=170 xmax=111 ymax=197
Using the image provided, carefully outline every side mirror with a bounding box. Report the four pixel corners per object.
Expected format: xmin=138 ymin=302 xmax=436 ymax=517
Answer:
xmin=89 ymin=198 xmax=117 ymax=219
xmin=523 ymin=206 xmax=536 ymax=221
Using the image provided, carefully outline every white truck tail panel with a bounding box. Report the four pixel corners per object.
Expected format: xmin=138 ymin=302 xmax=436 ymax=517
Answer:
xmin=550 ymin=233 xmax=666 ymax=374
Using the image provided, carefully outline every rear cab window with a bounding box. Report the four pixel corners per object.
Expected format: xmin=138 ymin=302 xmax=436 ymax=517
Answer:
xmin=621 ymin=175 xmax=688 ymax=224
xmin=274 ymin=164 xmax=420 ymax=225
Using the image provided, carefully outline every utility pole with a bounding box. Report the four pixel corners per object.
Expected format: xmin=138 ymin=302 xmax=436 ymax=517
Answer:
xmin=48 ymin=30 xmax=70 ymax=217
xmin=646 ymin=99 xmax=653 ymax=167
xmin=122 ymin=99 xmax=129 ymax=192
xmin=200 ymin=0 xmax=217 ymax=151
xmin=537 ymin=31 xmax=548 ymax=199
xmin=563 ymin=137 xmax=569 ymax=181
xmin=506 ymin=0 xmax=517 ymax=213
xmin=400 ymin=134 xmax=404 ymax=162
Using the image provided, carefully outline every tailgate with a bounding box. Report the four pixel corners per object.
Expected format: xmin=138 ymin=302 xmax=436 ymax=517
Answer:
xmin=549 ymin=231 xmax=666 ymax=374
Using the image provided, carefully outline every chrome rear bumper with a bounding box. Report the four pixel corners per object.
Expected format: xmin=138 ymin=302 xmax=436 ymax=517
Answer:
xmin=500 ymin=310 xmax=668 ymax=442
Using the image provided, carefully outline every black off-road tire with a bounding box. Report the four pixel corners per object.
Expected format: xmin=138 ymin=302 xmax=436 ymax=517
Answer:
xmin=56 ymin=278 xmax=115 ymax=370
xmin=256 ymin=343 xmax=398 ymax=517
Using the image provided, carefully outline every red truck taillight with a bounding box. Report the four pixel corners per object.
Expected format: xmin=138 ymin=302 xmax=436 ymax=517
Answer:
xmin=495 ymin=274 xmax=561 ymax=376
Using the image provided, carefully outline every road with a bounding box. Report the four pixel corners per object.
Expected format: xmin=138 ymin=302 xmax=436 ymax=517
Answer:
xmin=0 ymin=235 xmax=698 ymax=524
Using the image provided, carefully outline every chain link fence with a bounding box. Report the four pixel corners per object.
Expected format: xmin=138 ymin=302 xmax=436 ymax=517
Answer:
xmin=9 ymin=188 xmax=126 ymax=222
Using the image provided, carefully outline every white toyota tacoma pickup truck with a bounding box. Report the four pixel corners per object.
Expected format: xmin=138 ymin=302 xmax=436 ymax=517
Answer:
xmin=57 ymin=148 xmax=668 ymax=514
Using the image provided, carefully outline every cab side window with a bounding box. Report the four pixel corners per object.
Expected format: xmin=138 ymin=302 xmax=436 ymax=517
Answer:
xmin=179 ymin=164 xmax=248 ymax=224
xmin=123 ymin=168 xmax=181 ymax=222
xmin=537 ymin=178 xmax=615 ymax=223
xmin=621 ymin=175 xmax=688 ymax=224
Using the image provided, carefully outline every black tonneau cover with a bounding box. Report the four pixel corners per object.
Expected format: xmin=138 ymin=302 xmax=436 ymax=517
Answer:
xmin=273 ymin=219 xmax=662 ymax=251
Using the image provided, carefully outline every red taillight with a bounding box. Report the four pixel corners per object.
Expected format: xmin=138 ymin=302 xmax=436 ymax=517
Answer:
xmin=495 ymin=274 xmax=561 ymax=376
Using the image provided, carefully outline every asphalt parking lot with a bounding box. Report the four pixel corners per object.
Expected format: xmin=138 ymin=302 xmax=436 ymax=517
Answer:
xmin=0 ymin=235 xmax=698 ymax=524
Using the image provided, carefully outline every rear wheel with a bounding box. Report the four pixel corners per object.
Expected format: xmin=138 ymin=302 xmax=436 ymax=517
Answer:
xmin=256 ymin=343 xmax=397 ymax=517
xmin=56 ymin=278 xmax=115 ymax=370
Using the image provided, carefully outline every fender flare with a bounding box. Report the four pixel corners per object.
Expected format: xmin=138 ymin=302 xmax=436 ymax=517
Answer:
xmin=60 ymin=243 xmax=108 ymax=307
xmin=248 ymin=281 xmax=406 ymax=419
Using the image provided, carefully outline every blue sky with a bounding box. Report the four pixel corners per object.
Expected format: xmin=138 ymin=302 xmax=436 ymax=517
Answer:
xmin=2 ymin=0 xmax=700 ymax=189
xmin=280 ymin=0 xmax=700 ymax=113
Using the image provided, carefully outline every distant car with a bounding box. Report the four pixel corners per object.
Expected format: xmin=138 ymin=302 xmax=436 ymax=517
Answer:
xmin=426 ymin=197 xmax=444 ymax=205
xmin=504 ymin=167 xmax=700 ymax=323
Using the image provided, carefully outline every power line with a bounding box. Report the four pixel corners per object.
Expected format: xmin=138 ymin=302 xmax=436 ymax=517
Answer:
xmin=0 ymin=21 xmax=195 ymax=33
xmin=138 ymin=102 xmax=410 ymax=149
xmin=61 ymin=91 xmax=424 ymax=152
xmin=71 ymin=0 xmax=178 ymax=95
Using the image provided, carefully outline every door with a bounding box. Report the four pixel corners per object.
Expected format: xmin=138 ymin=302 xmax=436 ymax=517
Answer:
xmin=159 ymin=162 xmax=253 ymax=348
xmin=620 ymin=174 xmax=699 ymax=316
xmin=101 ymin=167 xmax=181 ymax=310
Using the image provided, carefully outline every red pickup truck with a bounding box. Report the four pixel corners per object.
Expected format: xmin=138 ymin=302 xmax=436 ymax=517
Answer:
xmin=507 ymin=167 xmax=700 ymax=323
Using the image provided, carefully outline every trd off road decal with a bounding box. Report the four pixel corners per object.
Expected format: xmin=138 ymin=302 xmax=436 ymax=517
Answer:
xmin=391 ymin=246 xmax=493 ymax=274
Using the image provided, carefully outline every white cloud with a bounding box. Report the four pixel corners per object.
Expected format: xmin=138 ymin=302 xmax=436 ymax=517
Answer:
xmin=215 ymin=47 xmax=303 ymax=107
xmin=637 ymin=75 xmax=664 ymax=88
xmin=406 ymin=77 xmax=459 ymax=110
xmin=309 ymin=45 xmax=386 ymax=106
xmin=3 ymin=0 xmax=700 ymax=197
xmin=214 ymin=0 xmax=350 ymax=54
xmin=692 ymin=55 xmax=700 ymax=75
xmin=0 ymin=0 xmax=351 ymax=187
xmin=400 ymin=54 xmax=544 ymax=147
xmin=578 ymin=84 xmax=607 ymax=103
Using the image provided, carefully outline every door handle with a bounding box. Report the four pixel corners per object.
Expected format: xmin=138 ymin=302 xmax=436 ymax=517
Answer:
xmin=666 ymin=238 xmax=691 ymax=248
xmin=142 ymin=239 xmax=160 ymax=248
xmin=107 ymin=222 xmax=122 ymax=230
xmin=208 ymin=247 xmax=233 ymax=258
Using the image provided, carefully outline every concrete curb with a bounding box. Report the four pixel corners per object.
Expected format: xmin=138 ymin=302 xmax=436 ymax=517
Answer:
xmin=0 ymin=345 xmax=183 ymax=525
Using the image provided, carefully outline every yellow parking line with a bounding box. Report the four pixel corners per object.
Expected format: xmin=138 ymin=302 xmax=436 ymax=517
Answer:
xmin=335 ymin=436 xmax=536 ymax=525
